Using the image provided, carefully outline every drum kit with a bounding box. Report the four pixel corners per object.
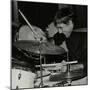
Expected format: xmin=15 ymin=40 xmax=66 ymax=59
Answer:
xmin=12 ymin=9 xmax=86 ymax=89
xmin=13 ymin=40 xmax=86 ymax=88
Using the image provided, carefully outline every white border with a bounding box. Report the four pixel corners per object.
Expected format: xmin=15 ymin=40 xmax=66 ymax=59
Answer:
xmin=18 ymin=0 xmax=88 ymax=5
xmin=0 ymin=0 xmax=10 ymax=90
xmin=0 ymin=0 xmax=89 ymax=90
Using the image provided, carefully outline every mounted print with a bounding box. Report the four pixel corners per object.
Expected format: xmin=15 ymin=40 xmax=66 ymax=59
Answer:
xmin=11 ymin=0 xmax=88 ymax=89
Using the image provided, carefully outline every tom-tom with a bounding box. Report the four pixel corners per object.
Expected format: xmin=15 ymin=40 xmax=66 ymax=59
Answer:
xmin=18 ymin=25 xmax=47 ymax=42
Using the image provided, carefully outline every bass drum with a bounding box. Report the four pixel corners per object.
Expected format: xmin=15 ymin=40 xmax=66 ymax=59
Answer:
xmin=12 ymin=66 xmax=36 ymax=89
xmin=18 ymin=25 xmax=47 ymax=41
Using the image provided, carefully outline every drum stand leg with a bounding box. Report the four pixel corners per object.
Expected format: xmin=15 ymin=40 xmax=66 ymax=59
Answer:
xmin=66 ymin=52 xmax=72 ymax=86
xmin=66 ymin=67 xmax=72 ymax=86
xmin=67 ymin=80 xmax=72 ymax=86
xmin=39 ymin=54 xmax=44 ymax=87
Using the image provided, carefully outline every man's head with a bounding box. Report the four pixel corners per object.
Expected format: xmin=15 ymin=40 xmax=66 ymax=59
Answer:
xmin=54 ymin=8 xmax=74 ymax=38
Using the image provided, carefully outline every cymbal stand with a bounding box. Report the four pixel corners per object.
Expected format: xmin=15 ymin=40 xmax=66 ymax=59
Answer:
xmin=66 ymin=51 xmax=72 ymax=86
xmin=39 ymin=40 xmax=44 ymax=87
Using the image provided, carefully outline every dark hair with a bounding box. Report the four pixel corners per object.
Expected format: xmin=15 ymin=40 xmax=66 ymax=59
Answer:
xmin=54 ymin=8 xmax=74 ymax=26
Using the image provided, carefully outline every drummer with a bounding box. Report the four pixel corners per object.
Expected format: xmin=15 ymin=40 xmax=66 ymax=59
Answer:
xmin=46 ymin=7 xmax=87 ymax=73
xmin=46 ymin=7 xmax=74 ymax=50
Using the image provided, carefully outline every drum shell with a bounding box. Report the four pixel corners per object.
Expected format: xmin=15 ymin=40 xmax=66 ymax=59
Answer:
xmin=11 ymin=68 xmax=36 ymax=89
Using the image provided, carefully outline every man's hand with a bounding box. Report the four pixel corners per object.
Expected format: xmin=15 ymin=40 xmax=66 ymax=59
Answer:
xmin=56 ymin=60 xmax=67 ymax=73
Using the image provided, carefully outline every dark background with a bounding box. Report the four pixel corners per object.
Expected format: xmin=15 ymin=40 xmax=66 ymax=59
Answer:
xmin=12 ymin=1 xmax=87 ymax=30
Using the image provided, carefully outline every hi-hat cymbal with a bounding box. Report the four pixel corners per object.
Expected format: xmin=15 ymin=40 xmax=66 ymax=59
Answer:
xmin=49 ymin=69 xmax=86 ymax=82
xmin=13 ymin=40 xmax=66 ymax=55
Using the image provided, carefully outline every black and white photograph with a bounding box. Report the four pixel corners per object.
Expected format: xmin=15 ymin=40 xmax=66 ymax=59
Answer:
xmin=11 ymin=0 xmax=87 ymax=89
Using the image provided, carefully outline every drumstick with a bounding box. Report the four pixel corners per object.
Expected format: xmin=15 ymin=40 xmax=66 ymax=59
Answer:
xmin=35 ymin=61 xmax=78 ymax=68
xmin=19 ymin=9 xmax=39 ymax=39
xmin=65 ymin=60 xmax=78 ymax=64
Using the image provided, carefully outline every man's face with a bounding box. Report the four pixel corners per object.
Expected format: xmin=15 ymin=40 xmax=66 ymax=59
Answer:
xmin=56 ymin=20 xmax=74 ymax=38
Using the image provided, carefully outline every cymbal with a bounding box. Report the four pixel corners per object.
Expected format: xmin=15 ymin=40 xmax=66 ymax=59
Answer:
xmin=13 ymin=40 xmax=66 ymax=55
xmin=40 ymin=41 xmax=66 ymax=55
xmin=49 ymin=69 xmax=86 ymax=82
xmin=13 ymin=40 xmax=40 ymax=54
